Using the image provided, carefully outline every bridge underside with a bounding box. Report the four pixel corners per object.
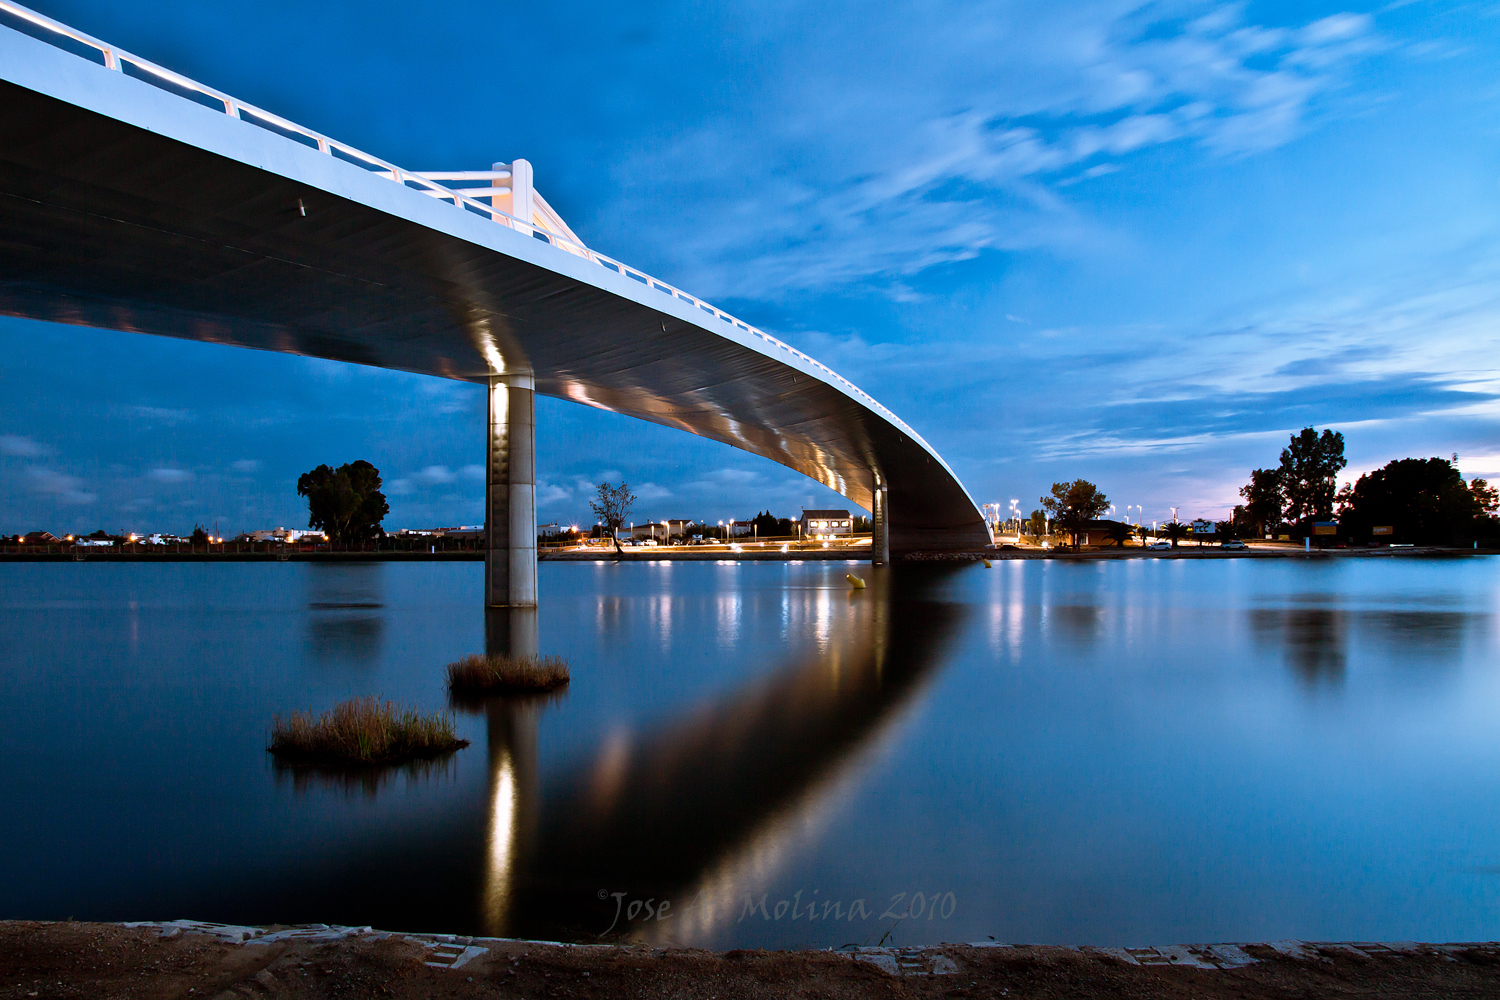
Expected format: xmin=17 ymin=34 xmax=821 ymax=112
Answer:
xmin=0 ymin=50 xmax=991 ymax=578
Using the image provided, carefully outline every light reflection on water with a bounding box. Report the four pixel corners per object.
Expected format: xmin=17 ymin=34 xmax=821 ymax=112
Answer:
xmin=1 ymin=557 xmax=1499 ymax=948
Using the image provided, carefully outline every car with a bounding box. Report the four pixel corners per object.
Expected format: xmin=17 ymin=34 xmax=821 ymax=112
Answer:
xmin=1221 ymin=539 xmax=1248 ymax=550
xmin=1146 ymin=541 xmax=1172 ymax=550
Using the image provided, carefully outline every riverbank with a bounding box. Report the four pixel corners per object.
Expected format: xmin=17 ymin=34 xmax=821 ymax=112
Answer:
xmin=0 ymin=547 xmax=869 ymax=563
xmin=2 ymin=921 xmax=1497 ymax=999
xmin=0 ymin=550 xmax=482 ymax=562
xmin=0 ymin=544 xmax=1490 ymax=563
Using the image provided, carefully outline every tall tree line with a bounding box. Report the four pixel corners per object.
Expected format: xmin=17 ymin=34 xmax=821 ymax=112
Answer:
xmin=1233 ymin=428 xmax=1498 ymax=544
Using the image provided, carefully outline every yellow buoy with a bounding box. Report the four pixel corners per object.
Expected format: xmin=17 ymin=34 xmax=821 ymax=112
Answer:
xmin=846 ymin=573 xmax=866 ymax=589
xmin=983 ymin=559 xmax=992 ymax=568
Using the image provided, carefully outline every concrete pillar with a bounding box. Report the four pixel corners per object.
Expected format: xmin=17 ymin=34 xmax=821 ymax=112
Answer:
xmin=871 ymin=481 xmax=890 ymax=566
xmin=485 ymin=606 xmax=538 ymax=657
xmin=486 ymin=373 xmax=537 ymax=607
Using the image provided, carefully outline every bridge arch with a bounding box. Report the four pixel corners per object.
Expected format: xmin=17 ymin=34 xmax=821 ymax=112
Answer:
xmin=0 ymin=2 xmax=991 ymax=601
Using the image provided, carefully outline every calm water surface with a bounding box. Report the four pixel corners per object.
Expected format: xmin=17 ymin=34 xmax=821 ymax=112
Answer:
xmin=2 ymin=557 xmax=1499 ymax=948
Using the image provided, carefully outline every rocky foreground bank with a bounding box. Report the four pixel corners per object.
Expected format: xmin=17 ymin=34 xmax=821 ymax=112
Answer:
xmin=2 ymin=921 xmax=1499 ymax=999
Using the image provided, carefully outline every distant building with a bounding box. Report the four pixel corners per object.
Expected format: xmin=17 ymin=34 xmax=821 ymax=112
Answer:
xmin=244 ymin=527 xmax=326 ymax=543
xmin=800 ymin=509 xmax=853 ymax=537
xmin=729 ymin=519 xmax=756 ymax=537
xmin=622 ymin=522 xmax=670 ymax=542
xmin=143 ymin=533 xmax=190 ymax=545
xmin=1067 ymin=519 xmax=1132 ymax=547
xmin=21 ymin=531 xmax=59 ymax=544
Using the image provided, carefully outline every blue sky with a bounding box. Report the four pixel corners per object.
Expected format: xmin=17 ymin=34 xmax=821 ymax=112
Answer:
xmin=3 ymin=0 xmax=1499 ymax=534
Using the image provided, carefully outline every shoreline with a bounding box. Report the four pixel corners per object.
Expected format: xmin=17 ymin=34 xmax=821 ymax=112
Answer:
xmin=2 ymin=919 xmax=1497 ymax=999
xmin=0 ymin=545 xmax=1490 ymax=563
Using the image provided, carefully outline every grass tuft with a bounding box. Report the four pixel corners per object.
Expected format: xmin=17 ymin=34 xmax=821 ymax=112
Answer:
xmin=447 ymin=652 xmax=571 ymax=694
xmin=268 ymin=696 xmax=469 ymax=765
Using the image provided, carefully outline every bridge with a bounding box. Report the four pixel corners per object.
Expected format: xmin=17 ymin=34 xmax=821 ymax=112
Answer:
xmin=0 ymin=2 xmax=991 ymax=606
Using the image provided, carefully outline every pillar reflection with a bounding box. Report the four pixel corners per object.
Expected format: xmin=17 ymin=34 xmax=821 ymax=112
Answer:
xmin=480 ymin=698 xmax=539 ymax=937
xmin=473 ymin=606 xmax=543 ymax=937
xmin=484 ymin=564 xmax=961 ymax=944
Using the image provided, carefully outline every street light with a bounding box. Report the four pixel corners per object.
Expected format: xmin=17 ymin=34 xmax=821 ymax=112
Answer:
xmin=981 ymin=502 xmax=1002 ymax=536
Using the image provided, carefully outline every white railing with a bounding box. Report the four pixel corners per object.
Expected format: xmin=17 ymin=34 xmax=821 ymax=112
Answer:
xmin=0 ymin=0 xmax=918 ymax=440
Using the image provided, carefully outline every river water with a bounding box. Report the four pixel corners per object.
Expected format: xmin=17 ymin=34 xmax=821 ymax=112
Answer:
xmin=1 ymin=557 xmax=1498 ymax=948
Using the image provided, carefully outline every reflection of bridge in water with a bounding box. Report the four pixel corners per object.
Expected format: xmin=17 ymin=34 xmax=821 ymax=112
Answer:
xmin=229 ymin=567 xmax=963 ymax=940
xmin=0 ymin=2 xmax=991 ymax=604
xmin=475 ymin=567 xmax=964 ymax=943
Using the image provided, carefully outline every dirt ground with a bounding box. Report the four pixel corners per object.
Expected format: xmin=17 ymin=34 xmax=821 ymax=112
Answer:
xmin=8 ymin=923 xmax=1500 ymax=1000
xmin=3 ymin=922 xmax=1500 ymax=999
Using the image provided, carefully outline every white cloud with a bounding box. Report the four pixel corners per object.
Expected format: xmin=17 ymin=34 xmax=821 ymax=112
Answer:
xmin=231 ymin=459 xmax=261 ymax=473
xmin=703 ymin=468 xmax=758 ymax=484
xmin=0 ymin=434 xmax=47 ymax=457
xmin=27 ymin=468 xmax=96 ymax=505
xmin=604 ymin=2 xmax=1382 ymax=297
xmin=780 ymin=243 xmax=1500 ymax=511
xmin=415 ymin=379 xmax=475 ymax=415
xmin=1297 ymin=12 xmax=1373 ymax=47
xmin=147 ymin=468 xmax=194 ymax=483
xmin=118 ymin=405 xmax=196 ymax=426
xmin=1457 ymin=456 xmax=1500 ymax=477
xmin=412 ymin=465 xmax=458 ymax=485
xmin=634 ymin=482 xmax=673 ymax=501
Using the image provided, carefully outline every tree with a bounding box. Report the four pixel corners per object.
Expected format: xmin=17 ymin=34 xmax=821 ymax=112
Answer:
xmin=1162 ymin=520 xmax=1188 ymax=549
xmin=1277 ymin=427 xmax=1346 ymax=525
xmin=1338 ymin=457 xmax=1489 ymax=544
xmin=1238 ymin=468 xmax=1284 ymax=537
xmin=296 ymin=461 xmax=389 ymax=544
xmin=589 ymin=482 xmax=636 ymax=552
xmin=751 ymin=510 xmax=781 ymax=537
xmin=1104 ymin=521 xmax=1131 ymax=547
xmin=1028 ymin=510 xmax=1046 ymax=537
xmin=1039 ymin=480 xmax=1110 ymax=551
xmin=190 ymin=524 xmax=209 ymax=545
xmin=1472 ymin=478 xmax=1499 ymax=515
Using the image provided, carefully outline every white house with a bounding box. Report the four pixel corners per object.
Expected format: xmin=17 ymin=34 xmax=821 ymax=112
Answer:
xmin=800 ymin=509 xmax=853 ymax=537
xmin=245 ymin=527 xmax=325 ymax=543
xmin=622 ymin=521 xmax=670 ymax=542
